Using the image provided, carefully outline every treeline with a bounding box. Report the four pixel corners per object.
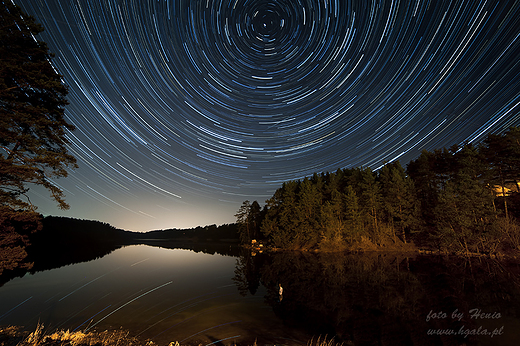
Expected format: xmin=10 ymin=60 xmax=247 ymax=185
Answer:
xmin=27 ymin=216 xmax=135 ymax=271
xmin=236 ymin=126 xmax=520 ymax=255
xmin=112 ymin=223 xmax=241 ymax=257
xmin=140 ymin=223 xmax=239 ymax=242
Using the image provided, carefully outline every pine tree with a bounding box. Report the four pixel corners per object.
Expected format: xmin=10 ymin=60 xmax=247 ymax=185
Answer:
xmin=358 ymin=168 xmax=382 ymax=243
xmin=406 ymin=149 xmax=452 ymax=230
xmin=319 ymin=187 xmax=346 ymax=250
xmin=480 ymin=126 xmax=520 ymax=218
xmin=433 ymin=144 xmax=497 ymax=254
xmin=343 ymin=184 xmax=362 ymax=242
xmin=260 ymin=181 xmax=299 ymax=248
xmin=1 ymin=2 xmax=77 ymax=212
xmin=249 ymin=200 xmax=262 ymax=241
xmin=295 ymin=177 xmax=321 ymax=248
xmin=235 ymin=200 xmax=252 ymax=244
xmin=379 ymin=162 xmax=420 ymax=243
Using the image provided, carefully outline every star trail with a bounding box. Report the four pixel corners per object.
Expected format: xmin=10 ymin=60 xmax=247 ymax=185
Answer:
xmin=16 ymin=0 xmax=520 ymax=231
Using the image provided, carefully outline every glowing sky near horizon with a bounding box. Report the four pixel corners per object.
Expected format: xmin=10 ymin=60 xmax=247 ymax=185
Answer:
xmin=16 ymin=0 xmax=520 ymax=231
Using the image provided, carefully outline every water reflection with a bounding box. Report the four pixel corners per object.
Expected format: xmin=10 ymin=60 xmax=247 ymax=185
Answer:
xmin=0 ymin=246 xmax=310 ymax=346
xmin=2 ymin=242 xmax=520 ymax=346
xmin=135 ymin=238 xmax=240 ymax=257
xmin=0 ymin=235 xmax=239 ymax=288
xmin=234 ymin=250 xmax=520 ymax=346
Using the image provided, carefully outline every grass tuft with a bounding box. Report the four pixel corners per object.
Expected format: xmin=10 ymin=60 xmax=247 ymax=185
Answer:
xmin=0 ymin=323 xmax=147 ymax=346
xmin=307 ymin=335 xmax=347 ymax=346
xmin=1 ymin=324 xmax=343 ymax=346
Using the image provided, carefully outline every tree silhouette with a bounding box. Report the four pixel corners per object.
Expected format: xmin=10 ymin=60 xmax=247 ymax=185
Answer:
xmin=0 ymin=2 xmax=77 ymax=213
xmin=235 ymin=200 xmax=252 ymax=243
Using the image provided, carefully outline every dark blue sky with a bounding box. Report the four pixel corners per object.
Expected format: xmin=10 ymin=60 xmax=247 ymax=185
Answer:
xmin=18 ymin=0 xmax=520 ymax=231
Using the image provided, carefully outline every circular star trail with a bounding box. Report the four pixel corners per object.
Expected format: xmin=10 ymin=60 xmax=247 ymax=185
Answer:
xmin=16 ymin=0 xmax=520 ymax=230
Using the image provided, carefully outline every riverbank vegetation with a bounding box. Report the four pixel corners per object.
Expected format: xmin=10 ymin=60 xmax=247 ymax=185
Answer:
xmin=0 ymin=323 xmax=345 ymax=346
xmin=0 ymin=324 xmax=145 ymax=346
xmin=236 ymin=126 xmax=520 ymax=256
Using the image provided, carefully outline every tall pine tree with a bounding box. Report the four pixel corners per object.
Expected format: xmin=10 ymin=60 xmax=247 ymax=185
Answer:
xmin=379 ymin=162 xmax=420 ymax=243
xmin=0 ymin=1 xmax=77 ymax=213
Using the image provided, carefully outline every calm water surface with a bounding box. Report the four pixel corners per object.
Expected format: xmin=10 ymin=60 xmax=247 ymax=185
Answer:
xmin=1 ymin=244 xmax=520 ymax=346
xmin=0 ymin=245 xmax=306 ymax=345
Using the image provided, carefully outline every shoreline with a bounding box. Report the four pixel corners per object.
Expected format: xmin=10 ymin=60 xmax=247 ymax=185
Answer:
xmin=244 ymin=242 xmax=520 ymax=261
xmin=0 ymin=324 xmax=335 ymax=346
xmin=0 ymin=325 xmax=148 ymax=346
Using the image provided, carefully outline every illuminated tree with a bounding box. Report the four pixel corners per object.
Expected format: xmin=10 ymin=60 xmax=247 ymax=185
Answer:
xmin=480 ymin=126 xmax=520 ymax=218
xmin=358 ymin=168 xmax=382 ymax=242
xmin=379 ymin=162 xmax=420 ymax=243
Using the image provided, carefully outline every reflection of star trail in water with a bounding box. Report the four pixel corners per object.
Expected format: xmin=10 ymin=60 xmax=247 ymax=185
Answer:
xmin=135 ymin=289 xmax=227 ymax=336
xmin=0 ymin=246 xmax=308 ymax=344
xmin=72 ymin=304 xmax=112 ymax=332
xmin=130 ymin=258 xmax=150 ymax=266
xmin=179 ymin=321 xmax=241 ymax=343
xmin=59 ymin=270 xmax=115 ymax=301
xmin=84 ymin=281 xmax=173 ymax=332
xmin=15 ymin=0 xmax=520 ymax=230
xmin=0 ymin=296 xmax=32 ymax=320
xmin=140 ymin=290 xmax=239 ymax=342
xmin=204 ymin=335 xmax=242 ymax=346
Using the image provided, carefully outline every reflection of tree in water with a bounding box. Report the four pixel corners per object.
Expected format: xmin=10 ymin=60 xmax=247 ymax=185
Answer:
xmin=0 ymin=216 xmax=130 ymax=286
xmin=259 ymin=252 xmax=426 ymax=345
xmin=233 ymin=251 xmax=520 ymax=345
xmin=232 ymin=248 xmax=265 ymax=296
xmin=412 ymin=256 xmax=520 ymax=345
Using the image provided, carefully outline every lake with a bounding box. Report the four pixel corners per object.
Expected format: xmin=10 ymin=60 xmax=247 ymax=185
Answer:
xmin=1 ymin=244 xmax=520 ymax=346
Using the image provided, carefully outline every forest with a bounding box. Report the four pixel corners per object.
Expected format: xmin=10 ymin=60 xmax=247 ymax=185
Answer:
xmin=140 ymin=223 xmax=239 ymax=242
xmin=235 ymin=126 xmax=520 ymax=255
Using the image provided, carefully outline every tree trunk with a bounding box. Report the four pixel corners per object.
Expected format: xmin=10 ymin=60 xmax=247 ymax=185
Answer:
xmin=501 ymin=184 xmax=508 ymax=219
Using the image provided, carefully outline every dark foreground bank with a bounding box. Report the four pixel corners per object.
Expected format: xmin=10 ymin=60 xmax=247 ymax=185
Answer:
xmin=0 ymin=324 xmax=343 ymax=346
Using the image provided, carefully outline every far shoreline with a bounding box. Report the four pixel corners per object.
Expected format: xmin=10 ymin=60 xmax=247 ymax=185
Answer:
xmin=242 ymin=240 xmax=520 ymax=261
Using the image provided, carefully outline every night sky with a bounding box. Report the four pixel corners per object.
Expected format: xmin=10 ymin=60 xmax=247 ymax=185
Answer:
xmin=16 ymin=0 xmax=520 ymax=232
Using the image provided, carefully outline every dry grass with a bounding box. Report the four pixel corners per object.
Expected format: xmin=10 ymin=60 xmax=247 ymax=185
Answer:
xmin=0 ymin=323 xmax=147 ymax=346
xmin=307 ymin=335 xmax=349 ymax=346
xmin=1 ymin=324 xmax=347 ymax=346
